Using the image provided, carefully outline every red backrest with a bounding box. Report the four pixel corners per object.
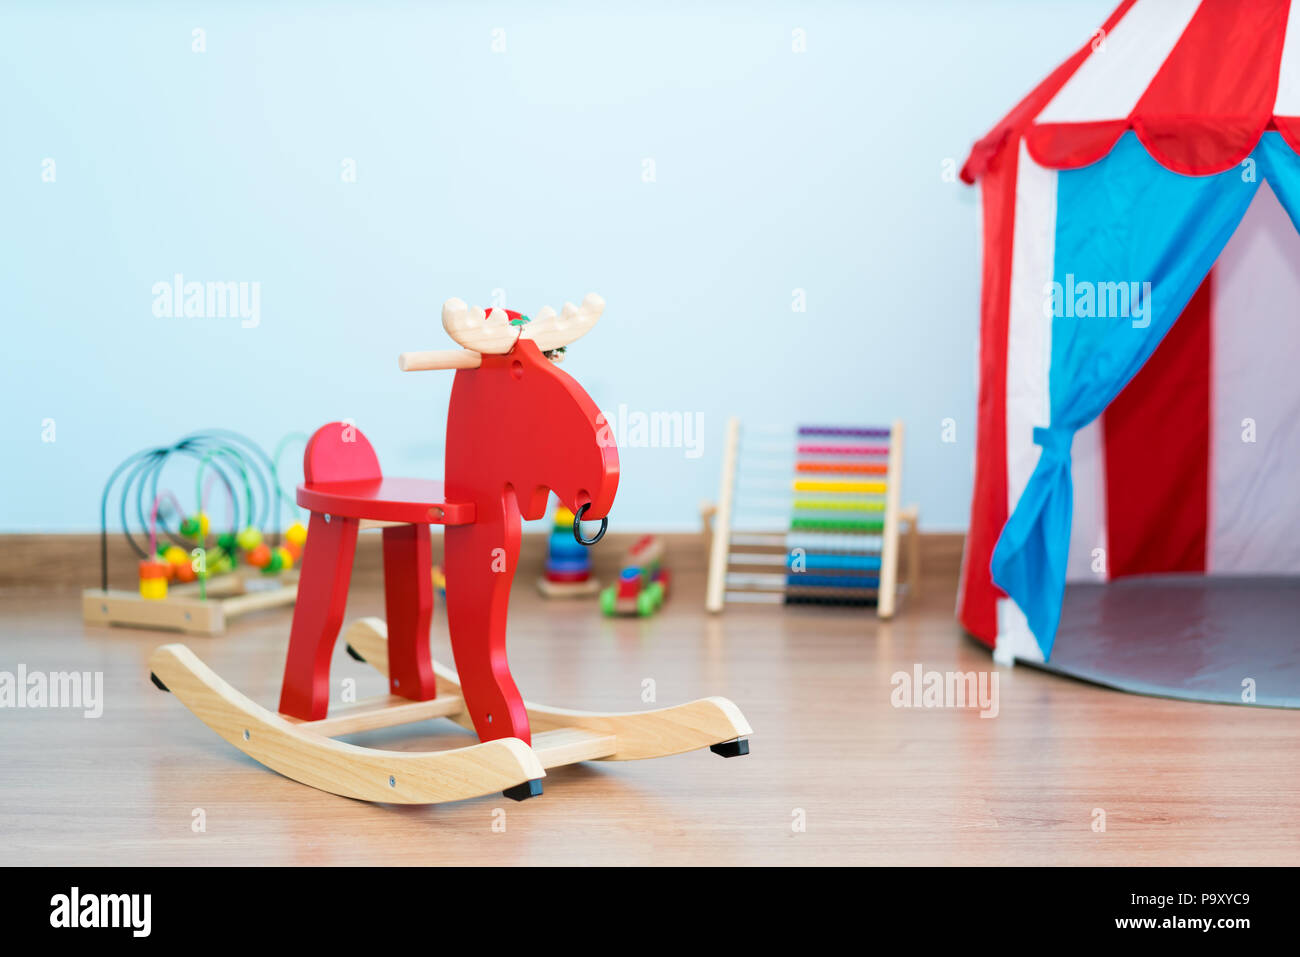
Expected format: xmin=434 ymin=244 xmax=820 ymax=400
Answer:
xmin=302 ymin=421 xmax=382 ymax=485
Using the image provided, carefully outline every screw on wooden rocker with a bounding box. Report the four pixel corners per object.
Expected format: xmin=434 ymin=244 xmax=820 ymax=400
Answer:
xmin=345 ymin=644 xmax=365 ymax=662
xmin=503 ymin=779 xmax=544 ymax=801
xmin=710 ymin=739 xmax=749 ymax=758
xmin=150 ymin=672 xmax=169 ymax=693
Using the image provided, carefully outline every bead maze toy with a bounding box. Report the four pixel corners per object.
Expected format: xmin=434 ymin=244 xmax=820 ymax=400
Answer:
xmin=601 ymin=535 xmax=670 ymax=616
xmin=83 ymin=430 xmax=306 ymax=635
xmin=704 ymin=418 xmax=920 ymax=616
xmin=536 ymin=500 xmax=601 ymax=597
xmin=148 ymin=295 xmax=751 ymax=806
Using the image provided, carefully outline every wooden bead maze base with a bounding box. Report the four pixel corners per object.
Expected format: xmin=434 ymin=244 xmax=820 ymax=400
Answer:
xmin=83 ymin=568 xmax=299 ymax=635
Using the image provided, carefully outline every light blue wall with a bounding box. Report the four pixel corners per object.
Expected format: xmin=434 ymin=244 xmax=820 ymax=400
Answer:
xmin=1 ymin=0 xmax=1114 ymax=532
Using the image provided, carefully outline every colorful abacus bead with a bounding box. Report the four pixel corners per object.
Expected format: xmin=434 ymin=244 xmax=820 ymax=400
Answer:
xmin=236 ymin=526 xmax=262 ymax=552
xmin=246 ymin=543 xmax=271 ymax=568
xmin=139 ymin=559 xmax=169 ymax=600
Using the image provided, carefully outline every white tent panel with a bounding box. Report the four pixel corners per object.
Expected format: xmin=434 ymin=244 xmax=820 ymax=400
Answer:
xmin=995 ymin=143 xmax=1059 ymax=665
xmin=1210 ymin=180 xmax=1300 ymax=573
xmin=1036 ymin=0 xmax=1201 ymax=125
xmin=1066 ymin=419 xmax=1108 ymax=583
xmin=1274 ymin=2 xmax=1300 ymax=115
xmin=1005 ymin=143 xmax=1057 ymax=516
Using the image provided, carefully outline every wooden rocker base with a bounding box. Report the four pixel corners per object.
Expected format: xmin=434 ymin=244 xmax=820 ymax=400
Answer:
xmin=149 ymin=643 xmax=544 ymax=805
xmin=342 ymin=617 xmax=752 ymax=763
xmin=149 ymin=622 xmax=750 ymax=807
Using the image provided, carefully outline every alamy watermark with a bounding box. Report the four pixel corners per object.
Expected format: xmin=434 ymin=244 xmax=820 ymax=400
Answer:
xmin=597 ymin=404 xmax=703 ymax=459
xmin=0 ymin=665 xmax=103 ymax=717
xmin=152 ymin=274 xmax=260 ymax=328
xmin=891 ymin=664 xmax=999 ymax=718
xmin=50 ymin=887 xmax=150 ymax=937
xmin=1043 ymin=273 xmax=1151 ymax=328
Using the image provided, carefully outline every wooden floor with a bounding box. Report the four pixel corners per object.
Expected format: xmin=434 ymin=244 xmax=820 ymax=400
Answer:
xmin=3 ymin=568 xmax=1298 ymax=866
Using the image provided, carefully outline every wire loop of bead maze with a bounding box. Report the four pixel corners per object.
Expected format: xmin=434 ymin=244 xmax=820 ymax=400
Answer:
xmin=704 ymin=419 xmax=918 ymax=616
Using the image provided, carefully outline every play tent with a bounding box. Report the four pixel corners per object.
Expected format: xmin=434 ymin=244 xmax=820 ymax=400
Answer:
xmin=957 ymin=0 xmax=1300 ymax=699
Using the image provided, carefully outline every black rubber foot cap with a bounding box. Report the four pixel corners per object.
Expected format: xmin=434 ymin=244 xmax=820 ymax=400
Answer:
xmin=345 ymin=644 xmax=365 ymax=662
xmin=503 ymin=779 xmax=544 ymax=802
xmin=150 ymin=672 xmax=169 ymax=693
xmin=710 ymin=739 xmax=749 ymax=758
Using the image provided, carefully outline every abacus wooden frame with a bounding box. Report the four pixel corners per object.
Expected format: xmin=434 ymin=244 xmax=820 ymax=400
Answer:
xmin=703 ymin=417 xmax=913 ymax=618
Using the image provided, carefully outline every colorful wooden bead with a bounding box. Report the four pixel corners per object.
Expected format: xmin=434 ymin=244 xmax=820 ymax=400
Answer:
xmin=139 ymin=577 xmax=167 ymax=600
xmin=179 ymin=512 xmax=210 ymax=540
xmin=208 ymin=549 xmax=235 ymax=575
xmin=236 ymin=526 xmax=263 ymax=551
xmin=138 ymin=559 xmax=169 ymax=600
xmin=285 ymin=522 xmax=307 ymax=548
xmin=246 ymin=543 xmax=271 ymax=568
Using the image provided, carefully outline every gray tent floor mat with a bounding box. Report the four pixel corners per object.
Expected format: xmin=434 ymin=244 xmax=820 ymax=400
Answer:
xmin=1028 ymin=575 xmax=1300 ymax=709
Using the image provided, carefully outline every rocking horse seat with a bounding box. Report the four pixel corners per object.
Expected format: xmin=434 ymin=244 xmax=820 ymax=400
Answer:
xmin=293 ymin=422 xmax=474 ymax=526
xmin=296 ymin=478 xmax=474 ymax=526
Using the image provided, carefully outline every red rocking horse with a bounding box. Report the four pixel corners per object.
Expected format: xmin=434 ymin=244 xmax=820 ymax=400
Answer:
xmin=149 ymin=294 xmax=751 ymax=805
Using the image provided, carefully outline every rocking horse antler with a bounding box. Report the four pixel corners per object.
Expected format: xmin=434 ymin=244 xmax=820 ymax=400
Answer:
xmin=398 ymin=294 xmax=605 ymax=372
xmin=518 ymin=293 xmax=604 ymax=352
xmin=441 ymin=299 xmax=520 ymax=354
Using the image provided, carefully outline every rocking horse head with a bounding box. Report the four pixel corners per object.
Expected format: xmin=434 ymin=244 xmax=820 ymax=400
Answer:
xmin=401 ymin=294 xmax=619 ymax=527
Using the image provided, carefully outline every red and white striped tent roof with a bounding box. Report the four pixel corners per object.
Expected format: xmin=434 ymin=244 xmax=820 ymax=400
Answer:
xmin=958 ymin=0 xmax=1300 ymax=661
xmin=963 ymin=0 xmax=1300 ymax=182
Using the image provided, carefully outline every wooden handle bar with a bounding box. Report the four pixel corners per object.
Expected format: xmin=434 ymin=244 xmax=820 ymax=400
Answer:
xmin=398 ymin=349 xmax=482 ymax=372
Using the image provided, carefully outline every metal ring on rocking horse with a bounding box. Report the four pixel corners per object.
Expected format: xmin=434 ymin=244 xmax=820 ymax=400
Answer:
xmin=573 ymin=503 xmax=607 ymax=546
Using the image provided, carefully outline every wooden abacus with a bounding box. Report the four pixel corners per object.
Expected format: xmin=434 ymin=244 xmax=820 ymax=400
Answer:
xmin=704 ymin=419 xmax=919 ymax=617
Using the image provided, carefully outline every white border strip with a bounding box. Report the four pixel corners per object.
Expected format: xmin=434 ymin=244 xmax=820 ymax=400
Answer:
xmin=1275 ymin=0 xmax=1300 ymax=115
xmin=1036 ymin=0 xmax=1203 ymax=125
xmin=995 ymin=141 xmax=1058 ymax=664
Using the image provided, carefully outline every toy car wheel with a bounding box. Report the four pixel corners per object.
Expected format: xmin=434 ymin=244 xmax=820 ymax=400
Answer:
xmin=600 ymin=587 xmax=617 ymax=616
xmin=636 ymin=589 xmax=656 ymax=617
